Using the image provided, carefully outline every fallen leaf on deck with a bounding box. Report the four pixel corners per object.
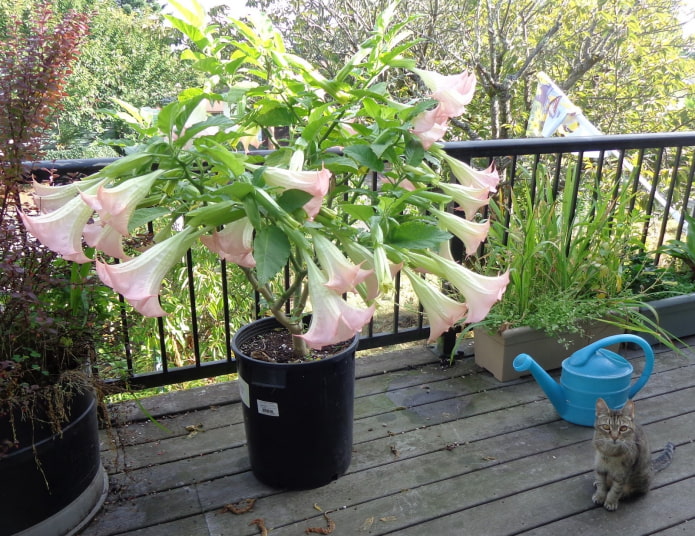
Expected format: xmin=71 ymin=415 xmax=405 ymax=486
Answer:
xmin=184 ymin=424 xmax=204 ymax=438
xmin=220 ymin=498 xmax=256 ymax=514
xmin=305 ymin=513 xmax=335 ymax=534
xmin=360 ymin=517 xmax=375 ymax=531
xmin=380 ymin=516 xmax=397 ymax=522
xmin=249 ymin=518 xmax=268 ymax=536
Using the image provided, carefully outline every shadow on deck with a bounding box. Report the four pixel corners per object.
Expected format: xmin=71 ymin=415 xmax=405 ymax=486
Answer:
xmin=81 ymin=337 xmax=695 ymax=536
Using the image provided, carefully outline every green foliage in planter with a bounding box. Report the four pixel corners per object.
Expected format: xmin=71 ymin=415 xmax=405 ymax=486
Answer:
xmin=623 ymin=248 xmax=695 ymax=302
xmin=476 ymin=159 xmax=664 ymax=342
xmin=658 ymin=211 xmax=695 ymax=282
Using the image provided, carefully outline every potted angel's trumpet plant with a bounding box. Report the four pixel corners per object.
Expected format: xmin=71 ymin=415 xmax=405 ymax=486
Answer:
xmin=22 ymin=1 xmax=508 ymax=489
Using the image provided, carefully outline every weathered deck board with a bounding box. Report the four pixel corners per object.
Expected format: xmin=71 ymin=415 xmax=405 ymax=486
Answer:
xmin=81 ymin=339 xmax=695 ymax=536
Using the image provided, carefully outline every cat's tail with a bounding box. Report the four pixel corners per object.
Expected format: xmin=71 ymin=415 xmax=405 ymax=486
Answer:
xmin=652 ymin=442 xmax=675 ymax=472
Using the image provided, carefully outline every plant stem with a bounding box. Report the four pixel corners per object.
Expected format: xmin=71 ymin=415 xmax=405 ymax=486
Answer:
xmin=241 ymin=267 xmax=309 ymax=358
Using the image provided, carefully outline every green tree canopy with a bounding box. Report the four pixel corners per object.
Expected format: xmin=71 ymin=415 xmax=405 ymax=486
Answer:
xmin=249 ymin=0 xmax=695 ymax=139
xmin=0 ymin=0 xmax=204 ymax=157
xmin=55 ymin=0 xmax=204 ymax=156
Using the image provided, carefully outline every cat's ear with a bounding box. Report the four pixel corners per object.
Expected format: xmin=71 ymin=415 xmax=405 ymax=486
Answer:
xmin=623 ymin=400 xmax=635 ymax=419
xmin=596 ymin=397 xmax=609 ymax=414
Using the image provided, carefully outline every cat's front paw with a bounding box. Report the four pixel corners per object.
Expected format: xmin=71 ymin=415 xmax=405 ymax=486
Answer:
xmin=603 ymin=499 xmax=619 ymax=511
xmin=592 ymin=490 xmax=606 ymax=505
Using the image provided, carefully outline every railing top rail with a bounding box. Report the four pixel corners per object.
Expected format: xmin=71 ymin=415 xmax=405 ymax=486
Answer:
xmin=21 ymin=132 xmax=695 ymax=175
xmin=444 ymin=132 xmax=695 ymax=158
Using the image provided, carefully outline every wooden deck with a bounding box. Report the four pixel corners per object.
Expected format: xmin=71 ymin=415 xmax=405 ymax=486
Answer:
xmin=81 ymin=337 xmax=695 ymax=536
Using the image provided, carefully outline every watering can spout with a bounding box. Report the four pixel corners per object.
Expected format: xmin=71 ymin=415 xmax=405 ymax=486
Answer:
xmin=513 ymin=353 xmax=567 ymax=416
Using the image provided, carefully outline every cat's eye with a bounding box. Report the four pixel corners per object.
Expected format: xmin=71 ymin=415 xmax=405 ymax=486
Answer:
xmin=600 ymin=424 xmax=610 ymax=431
xmin=619 ymin=425 xmax=628 ymax=432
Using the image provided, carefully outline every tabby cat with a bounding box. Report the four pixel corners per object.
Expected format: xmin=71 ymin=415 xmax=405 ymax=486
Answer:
xmin=592 ymin=398 xmax=675 ymax=511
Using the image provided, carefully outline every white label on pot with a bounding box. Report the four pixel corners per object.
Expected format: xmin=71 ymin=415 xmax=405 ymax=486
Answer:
xmin=239 ymin=378 xmax=250 ymax=408
xmin=257 ymin=399 xmax=280 ymax=417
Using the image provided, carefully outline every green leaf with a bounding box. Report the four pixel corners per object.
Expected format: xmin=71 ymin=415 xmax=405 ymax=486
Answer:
xmin=343 ymin=145 xmax=384 ymax=172
xmin=167 ymin=0 xmax=206 ymax=28
xmin=254 ymin=227 xmax=291 ymax=285
xmin=321 ymin=154 xmax=360 ymax=174
xmin=362 ymin=98 xmax=384 ymax=119
xmin=176 ymin=114 xmax=232 ymax=147
xmin=256 ymin=100 xmax=295 ymax=127
xmin=99 ymin=152 xmax=153 ymax=178
xmin=684 ymin=211 xmax=695 ymax=255
xmin=186 ymin=202 xmax=240 ymax=228
xmin=301 ymin=104 xmax=332 ymax=143
xmin=278 ymin=189 xmax=312 ymax=213
xmin=224 ymin=182 xmax=255 ymax=200
xmin=129 ymin=207 xmax=171 ymax=232
xmin=405 ymin=137 xmax=425 ymax=166
xmin=164 ymin=15 xmax=208 ymax=50
xmin=341 ymin=204 xmax=376 ymax=222
xmin=198 ymin=142 xmax=246 ymax=176
xmin=388 ymin=222 xmax=451 ymax=249
xmin=155 ymin=100 xmax=182 ymax=135
xmin=263 ymin=148 xmax=293 ymax=168
xmin=371 ymin=128 xmax=400 ymax=158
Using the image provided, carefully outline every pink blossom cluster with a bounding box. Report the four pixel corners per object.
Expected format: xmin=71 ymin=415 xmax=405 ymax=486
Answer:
xmin=410 ymin=69 xmax=477 ymax=149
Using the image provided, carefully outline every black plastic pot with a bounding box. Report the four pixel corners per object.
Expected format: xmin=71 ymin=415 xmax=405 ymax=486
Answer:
xmin=233 ymin=316 xmax=357 ymax=490
xmin=0 ymin=388 xmax=107 ymax=535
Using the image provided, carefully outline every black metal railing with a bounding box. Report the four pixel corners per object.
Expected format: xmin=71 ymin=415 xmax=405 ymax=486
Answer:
xmin=26 ymin=132 xmax=695 ymax=388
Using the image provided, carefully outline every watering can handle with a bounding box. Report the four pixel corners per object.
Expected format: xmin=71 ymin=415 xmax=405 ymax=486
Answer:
xmin=584 ymin=334 xmax=655 ymax=398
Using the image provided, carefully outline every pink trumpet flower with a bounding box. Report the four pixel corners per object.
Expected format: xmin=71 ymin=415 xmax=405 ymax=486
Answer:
xmin=438 ymin=239 xmax=456 ymax=262
xmin=96 ymin=227 xmax=200 ymax=317
xmin=200 ymin=217 xmax=256 ymax=268
xmin=31 ymin=176 xmax=103 ymax=213
xmin=404 ymin=268 xmax=469 ymax=342
xmin=341 ymin=240 xmax=401 ymax=301
xmin=20 ymin=194 xmax=96 ymax=264
xmin=80 ymin=170 xmax=162 ymax=236
xmin=413 ymin=69 xmax=476 ymax=117
xmin=442 ymin=153 xmax=500 ymax=193
xmin=262 ymin=166 xmax=331 ymax=220
xmin=431 ymin=209 xmax=491 ymax=255
xmin=296 ymin=258 xmax=376 ymax=349
xmin=411 ymin=104 xmax=449 ymax=149
xmin=313 ymin=234 xmax=373 ymax=294
xmin=438 ymin=182 xmax=491 ymax=220
xmin=434 ymin=255 xmax=509 ymax=323
xmin=83 ymin=221 xmax=130 ymax=260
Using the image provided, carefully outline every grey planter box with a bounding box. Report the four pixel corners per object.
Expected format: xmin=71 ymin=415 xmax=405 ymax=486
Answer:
xmin=637 ymin=292 xmax=695 ymax=344
xmin=474 ymin=322 xmax=623 ymax=382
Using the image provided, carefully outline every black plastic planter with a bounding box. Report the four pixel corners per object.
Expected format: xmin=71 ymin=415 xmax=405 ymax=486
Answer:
xmin=0 ymin=389 xmax=108 ymax=535
xmin=233 ymin=316 xmax=357 ymax=490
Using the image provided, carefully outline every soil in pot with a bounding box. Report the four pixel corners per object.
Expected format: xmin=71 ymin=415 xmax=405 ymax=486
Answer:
xmin=238 ymin=328 xmax=351 ymax=363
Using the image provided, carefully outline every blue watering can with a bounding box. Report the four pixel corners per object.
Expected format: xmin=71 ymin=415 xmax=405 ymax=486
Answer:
xmin=512 ymin=334 xmax=654 ymax=426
